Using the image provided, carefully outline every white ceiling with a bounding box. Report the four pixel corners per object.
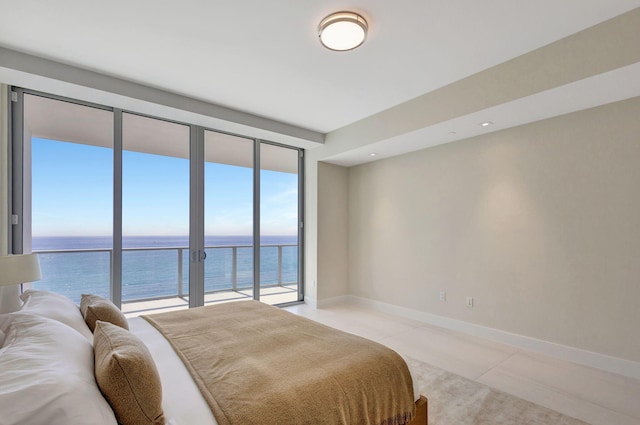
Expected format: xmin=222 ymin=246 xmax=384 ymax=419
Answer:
xmin=1 ymin=1 xmax=640 ymax=165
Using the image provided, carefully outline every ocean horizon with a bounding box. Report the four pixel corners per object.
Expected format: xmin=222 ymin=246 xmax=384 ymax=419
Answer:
xmin=32 ymin=235 xmax=299 ymax=303
xmin=32 ymin=234 xmax=298 ymax=250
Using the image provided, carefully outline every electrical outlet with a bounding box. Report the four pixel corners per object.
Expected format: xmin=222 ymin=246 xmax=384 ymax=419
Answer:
xmin=466 ymin=297 xmax=474 ymax=308
xmin=439 ymin=291 xmax=446 ymax=301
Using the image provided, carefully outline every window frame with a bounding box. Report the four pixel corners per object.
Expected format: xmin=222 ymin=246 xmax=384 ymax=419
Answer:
xmin=9 ymin=87 xmax=305 ymax=308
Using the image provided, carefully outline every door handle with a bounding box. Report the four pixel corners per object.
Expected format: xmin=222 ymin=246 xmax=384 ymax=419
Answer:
xmin=191 ymin=250 xmax=207 ymax=262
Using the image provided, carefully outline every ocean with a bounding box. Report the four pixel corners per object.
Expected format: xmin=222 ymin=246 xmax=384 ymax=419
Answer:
xmin=32 ymin=235 xmax=299 ymax=303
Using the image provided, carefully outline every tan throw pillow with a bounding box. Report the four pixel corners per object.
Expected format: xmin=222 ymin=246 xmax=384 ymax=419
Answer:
xmin=80 ymin=294 xmax=129 ymax=332
xmin=93 ymin=321 xmax=165 ymax=425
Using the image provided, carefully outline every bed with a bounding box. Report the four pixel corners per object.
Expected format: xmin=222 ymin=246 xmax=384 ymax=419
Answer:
xmin=0 ymin=290 xmax=428 ymax=425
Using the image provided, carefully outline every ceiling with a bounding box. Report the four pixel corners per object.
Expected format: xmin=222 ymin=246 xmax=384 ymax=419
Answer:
xmin=1 ymin=1 xmax=640 ymax=166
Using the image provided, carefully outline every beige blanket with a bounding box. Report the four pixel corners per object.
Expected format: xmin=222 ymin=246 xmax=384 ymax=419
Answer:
xmin=143 ymin=300 xmax=415 ymax=425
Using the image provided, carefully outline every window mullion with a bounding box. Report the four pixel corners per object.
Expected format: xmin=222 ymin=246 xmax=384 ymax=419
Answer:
xmin=253 ymin=141 xmax=260 ymax=300
xmin=189 ymin=125 xmax=205 ymax=307
xmin=112 ymin=109 xmax=123 ymax=308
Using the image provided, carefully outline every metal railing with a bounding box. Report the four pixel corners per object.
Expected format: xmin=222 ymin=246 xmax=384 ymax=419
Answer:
xmin=34 ymin=244 xmax=298 ymax=303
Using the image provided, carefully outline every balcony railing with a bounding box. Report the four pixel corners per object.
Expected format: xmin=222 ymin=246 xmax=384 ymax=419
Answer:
xmin=33 ymin=244 xmax=298 ymax=304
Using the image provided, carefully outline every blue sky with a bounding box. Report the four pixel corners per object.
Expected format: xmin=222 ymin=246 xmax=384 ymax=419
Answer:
xmin=31 ymin=138 xmax=299 ymax=237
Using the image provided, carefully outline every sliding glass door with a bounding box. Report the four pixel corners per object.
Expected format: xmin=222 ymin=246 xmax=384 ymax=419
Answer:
xmin=203 ymin=130 xmax=254 ymax=303
xmin=12 ymin=89 xmax=304 ymax=312
xmin=121 ymin=113 xmax=191 ymax=313
xmin=21 ymin=94 xmax=113 ymax=303
xmin=259 ymin=143 xmax=302 ymax=305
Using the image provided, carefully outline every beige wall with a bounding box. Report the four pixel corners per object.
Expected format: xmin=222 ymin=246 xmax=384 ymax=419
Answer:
xmin=348 ymin=97 xmax=640 ymax=362
xmin=317 ymin=162 xmax=349 ymax=300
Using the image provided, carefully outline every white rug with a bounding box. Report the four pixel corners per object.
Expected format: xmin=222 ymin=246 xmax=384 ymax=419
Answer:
xmin=405 ymin=356 xmax=589 ymax=425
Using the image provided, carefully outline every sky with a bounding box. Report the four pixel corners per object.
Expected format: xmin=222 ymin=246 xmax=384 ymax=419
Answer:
xmin=31 ymin=138 xmax=299 ymax=237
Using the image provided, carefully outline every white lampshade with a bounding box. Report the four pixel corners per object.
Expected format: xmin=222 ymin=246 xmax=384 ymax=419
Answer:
xmin=0 ymin=254 xmax=42 ymax=286
xmin=319 ymin=12 xmax=368 ymax=51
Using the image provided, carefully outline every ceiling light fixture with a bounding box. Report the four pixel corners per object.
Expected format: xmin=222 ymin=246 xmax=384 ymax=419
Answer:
xmin=319 ymin=12 xmax=368 ymax=51
xmin=480 ymin=121 xmax=494 ymax=127
xmin=370 ymin=153 xmax=378 ymax=157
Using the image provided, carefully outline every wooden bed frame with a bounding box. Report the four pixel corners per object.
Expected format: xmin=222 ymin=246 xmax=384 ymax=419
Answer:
xmin=408 ymin=396 xmax=428 ymax=425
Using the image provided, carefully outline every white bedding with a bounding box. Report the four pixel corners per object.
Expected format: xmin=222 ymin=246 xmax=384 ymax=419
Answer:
xmin=129 ymin=316 xmax=420 ymax=425
xmin=128 ymin=317 xmax=218 ymax=425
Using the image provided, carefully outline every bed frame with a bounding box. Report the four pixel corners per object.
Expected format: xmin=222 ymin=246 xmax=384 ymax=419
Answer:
xmin=408 ymin=396 xmax=428 ymax=425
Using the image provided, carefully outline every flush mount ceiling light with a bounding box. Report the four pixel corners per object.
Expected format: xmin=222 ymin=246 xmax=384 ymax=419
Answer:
xmin=318 ymin=12 xmax=368 ymax=51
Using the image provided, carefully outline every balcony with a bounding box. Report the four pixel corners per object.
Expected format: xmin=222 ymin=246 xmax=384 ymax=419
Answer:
xmin=33 ymin=243 xmax=300 ymax=317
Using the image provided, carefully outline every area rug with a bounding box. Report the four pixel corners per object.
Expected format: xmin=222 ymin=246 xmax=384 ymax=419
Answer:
xmin=404 ymin=356 xmax=589 ymax=425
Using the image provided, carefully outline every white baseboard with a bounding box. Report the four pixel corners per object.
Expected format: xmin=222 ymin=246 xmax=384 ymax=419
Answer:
xmin=316 ymin=295 xmax=351 ymax=309
xmin=304 ymin=296 xmax=317 ymax=309
xmin=333 ymin=295 xmax=640 ymax=380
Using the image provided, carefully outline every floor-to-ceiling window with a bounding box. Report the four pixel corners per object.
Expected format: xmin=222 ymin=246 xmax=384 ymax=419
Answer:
xmin=12 ymin=89 xmax=303 ymax=312
xmin=259 ymin=143 xmax=302 ymax=305
xmin=121 ymin=113 xmax=191 ymax=314
xmin=203 ymin=130 xmax=254 ymax=303
xmin=23 ymin=94 xmax=113 ymax=303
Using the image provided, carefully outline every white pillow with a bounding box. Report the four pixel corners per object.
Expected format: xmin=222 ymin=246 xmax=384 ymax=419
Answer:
xmin=19 ymin=289 xmax=93 ymax=341
xmin=0 ymin=313 xmax=117 ymax=425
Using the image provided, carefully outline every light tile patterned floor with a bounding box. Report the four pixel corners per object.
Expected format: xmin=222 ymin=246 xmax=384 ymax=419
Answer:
xmin=283 ymin=302 xmax=640 ymax=425
xmin=122 ymin=295 xmax=640 ymax=424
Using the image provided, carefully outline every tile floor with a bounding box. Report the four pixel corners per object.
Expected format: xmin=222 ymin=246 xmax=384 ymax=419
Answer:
xmin=284 ymin=302 xmax=640 ymax=425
